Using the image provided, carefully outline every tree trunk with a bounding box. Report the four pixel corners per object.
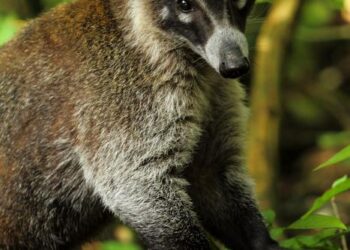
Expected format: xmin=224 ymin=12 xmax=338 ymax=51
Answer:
xmin=247 ymin=0 xmax=304 ymax=208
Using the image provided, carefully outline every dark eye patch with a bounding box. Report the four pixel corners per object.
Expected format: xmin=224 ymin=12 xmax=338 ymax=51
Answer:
xmin=156 ymin=0 xmax=253 ymax=46
xmin=157 ymin=0 xmax=214 ymax=46
xmin=160 ymin=12 xmax=213 ymax=46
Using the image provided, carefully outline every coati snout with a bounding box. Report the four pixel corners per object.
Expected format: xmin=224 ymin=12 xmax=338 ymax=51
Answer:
xmin=155 ymin=0 xmax=255 ymax=78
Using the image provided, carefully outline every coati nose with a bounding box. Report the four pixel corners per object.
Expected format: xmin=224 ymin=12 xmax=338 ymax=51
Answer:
xmin=219 ymin=57 xmax=250 ymax=79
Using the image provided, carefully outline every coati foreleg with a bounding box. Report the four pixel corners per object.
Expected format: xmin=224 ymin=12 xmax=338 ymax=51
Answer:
xmin=79 ymin=148 xmax=211 ymax=250
xmin=188 ymin=167 xmax=279 ymax=250
xmin=186 ymin=84 xmax=281 ymax=250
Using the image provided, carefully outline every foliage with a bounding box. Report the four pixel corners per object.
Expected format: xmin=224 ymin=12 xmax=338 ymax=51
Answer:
xmin=0 ymin=14 xmax=21 ymax=45
xmin=264 ymin=147 xmax=350 ymax=250
xmin=0 ymin=0 xmax=349 ymax=250
xmin=101 ymin=242 xmax=141 ymax=250
xmin=316 ymin=145 xmax=350 ymax=170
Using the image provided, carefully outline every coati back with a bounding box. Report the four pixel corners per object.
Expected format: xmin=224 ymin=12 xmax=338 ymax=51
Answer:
xmin=0 ymin=0 xmax=281 ymax=249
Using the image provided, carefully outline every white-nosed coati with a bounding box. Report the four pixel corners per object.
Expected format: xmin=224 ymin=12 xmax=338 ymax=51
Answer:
xmin=0 ymin=0 xmax=282 ymax=249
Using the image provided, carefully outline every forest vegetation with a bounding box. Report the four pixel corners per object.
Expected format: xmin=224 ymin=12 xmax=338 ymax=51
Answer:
xmin=0 ymin=0 xmax=349 ymax=249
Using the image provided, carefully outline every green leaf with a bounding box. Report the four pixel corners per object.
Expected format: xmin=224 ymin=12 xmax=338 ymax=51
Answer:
xmin=262 ymin=210 xmax=276 ymax=226
xmin=303 ymin=176 xmax=350 ymax=217
xmin=332 ymin=175 xmax=348 ymax=188
xmin=0 ymin=14 xmax=20 ymax=45
xmin=315 ymin=145 xmax=350 ymax=170
xmin=270 ymin=228 xmax=284 ymax=241
xmin=288 ymin=214 xmax=347 ymax=230
xmin=101 ymin=242 xmax=141 ymax=250
xmin=281 ymin=229 xmax=342 ymax=249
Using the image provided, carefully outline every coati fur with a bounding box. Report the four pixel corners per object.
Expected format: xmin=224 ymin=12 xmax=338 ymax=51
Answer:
xmin=0 ymin=0 xmax=281 ymax=249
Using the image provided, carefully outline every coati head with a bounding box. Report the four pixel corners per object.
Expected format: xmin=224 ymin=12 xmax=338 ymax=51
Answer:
xmin=126 ymin=0 xmax=255 ymax=79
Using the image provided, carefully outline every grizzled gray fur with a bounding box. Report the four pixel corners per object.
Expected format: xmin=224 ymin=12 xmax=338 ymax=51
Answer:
xmin=0 ymin=0 xmax=281 ymax=249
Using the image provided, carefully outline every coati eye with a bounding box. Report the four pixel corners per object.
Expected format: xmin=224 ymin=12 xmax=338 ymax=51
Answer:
xmin=177 ymin=0 xmax=194 ymax=13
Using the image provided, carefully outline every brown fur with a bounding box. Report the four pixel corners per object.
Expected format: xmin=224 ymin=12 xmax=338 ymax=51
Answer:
xmin=0 ymin=0 xmax=280 ymax=249
xmin=0 ymin=1 xmax=123 ymax=248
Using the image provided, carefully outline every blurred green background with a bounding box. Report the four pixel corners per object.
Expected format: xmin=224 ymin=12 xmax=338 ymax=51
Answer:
xmin=0 ymin=0 xmax=349 ymax=249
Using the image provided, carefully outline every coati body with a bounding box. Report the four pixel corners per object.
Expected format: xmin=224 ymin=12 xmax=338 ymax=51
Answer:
xmin=0 ymin=0 xmax=281 ymax=249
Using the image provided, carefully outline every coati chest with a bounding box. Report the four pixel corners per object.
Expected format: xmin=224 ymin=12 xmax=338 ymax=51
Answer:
xmin=75 ymin=71 xmax=215 ymax=180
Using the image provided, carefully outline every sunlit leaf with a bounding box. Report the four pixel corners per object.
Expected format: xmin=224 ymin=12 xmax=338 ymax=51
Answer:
xmin=262 ymin=210 xmax=276 ymax=226
xmin=281 ymin=229 xmax=342 ymax=249
xmin=0 ymin=14 xmax=21 ymax=45
xmin=315 ymin=145 xmax=350 ymax=170
xmin=288 ymin=214 xmax=347 ymax=230
xmin=302 ymin=176 xmax=350 ymax=217
xmin=270 ymin=228 xmax=284 ymax=241
xmin=101 ymin=242 xmax=141 ymax=250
